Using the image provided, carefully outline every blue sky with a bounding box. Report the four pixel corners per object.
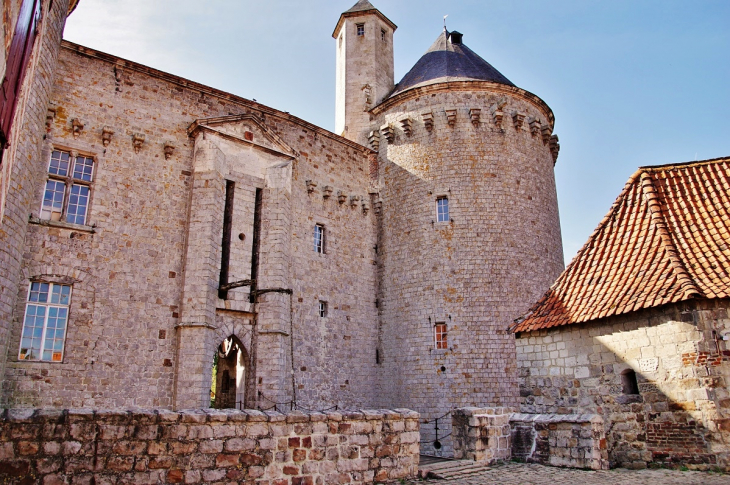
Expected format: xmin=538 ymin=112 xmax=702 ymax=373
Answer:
xmin=64 ymin=0 xmax=729 ymax=263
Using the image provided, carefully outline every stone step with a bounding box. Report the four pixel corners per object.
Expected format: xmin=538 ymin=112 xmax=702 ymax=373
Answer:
xmin=418 ymin=459 xmax=492 ymax=479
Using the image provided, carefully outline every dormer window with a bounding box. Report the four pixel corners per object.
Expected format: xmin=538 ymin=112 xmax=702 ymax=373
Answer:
xmin=356 ymin=24 xmax=364 ymax=36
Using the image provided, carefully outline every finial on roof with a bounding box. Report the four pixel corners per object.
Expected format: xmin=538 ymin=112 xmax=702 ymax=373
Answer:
xmin=443 ymin=15 xmax=449 ymax=33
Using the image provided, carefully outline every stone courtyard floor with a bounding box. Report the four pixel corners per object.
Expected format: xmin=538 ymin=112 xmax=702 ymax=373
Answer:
xmin=404 ymin=462 xmax=730 ymax=484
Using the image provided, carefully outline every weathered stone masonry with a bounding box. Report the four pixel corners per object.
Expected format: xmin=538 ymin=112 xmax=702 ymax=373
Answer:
xmin=0 ymin=407 xmax=419 ymax=484
xmin=0 ymin=0 xmax=71 ymax=406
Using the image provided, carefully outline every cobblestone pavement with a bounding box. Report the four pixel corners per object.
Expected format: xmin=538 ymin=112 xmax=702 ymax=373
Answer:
xmin=405 ymin=462 xmax=730 ymax=484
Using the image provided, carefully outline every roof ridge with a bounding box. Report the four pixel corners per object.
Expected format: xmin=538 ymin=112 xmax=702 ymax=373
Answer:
xmin=639 ymin=170 xmax=702 ymax=299
xmin=509 ymin=170 xmax=644 ymax=332
xmin=640 ymin=156 xmax=730 ymax=172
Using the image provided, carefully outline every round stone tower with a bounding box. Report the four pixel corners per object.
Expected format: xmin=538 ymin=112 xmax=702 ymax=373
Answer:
xmin=370 ymin=29 xmax=565 ymax=455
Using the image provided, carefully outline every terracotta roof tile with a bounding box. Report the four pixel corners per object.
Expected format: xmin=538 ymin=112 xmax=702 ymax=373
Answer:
xmin=511 ymin=157 xmax=730 ymax=333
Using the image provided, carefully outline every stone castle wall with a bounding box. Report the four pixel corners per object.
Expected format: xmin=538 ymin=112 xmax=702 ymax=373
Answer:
xmin=0 ymin=0 xmax=71 ymax=405
xmin=2 ymin=42 xmax=381 ymax=411
xmin=372 ymin=84 xmax=564 ymax=454
xmin=516 ymin=299 xmax=730 ymax=470
xmin=0 ymin=407 xmax=419 ymax=484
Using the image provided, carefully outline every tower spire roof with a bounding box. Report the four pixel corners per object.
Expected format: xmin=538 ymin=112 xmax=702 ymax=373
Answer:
xmin=333 ymin=0 xmax=397 ymax=38
xmin=389 ymin=30 xmax=514 ymax=98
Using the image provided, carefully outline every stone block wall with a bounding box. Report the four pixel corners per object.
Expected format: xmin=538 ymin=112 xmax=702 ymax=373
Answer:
xmin=0 ymin=407 xmax=419 ymax=484
xmin=373 ymin=83 xmax=564 ymax=455
xmin=3 ymin=40 xmax=380 ymax=412
xmin=516 ymin=299 xmax=730 ymax=470
xmin=0 ymin=0 xmax=70 ymax=407
xmin=451 ymin=407 xmax=512 ymax=463
xmin=510 ymin=413 xmax=608 ymax=470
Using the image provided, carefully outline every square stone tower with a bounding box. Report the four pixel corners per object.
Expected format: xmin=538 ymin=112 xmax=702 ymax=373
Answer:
xmin=333 ymin=0 xmax=396 ymax=145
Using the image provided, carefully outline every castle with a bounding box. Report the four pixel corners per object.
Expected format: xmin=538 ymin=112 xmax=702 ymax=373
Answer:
xmin=2 ymin=0 xmax=727 ymax=475
xmin=0 ymin=0 xmax=563 ymax=457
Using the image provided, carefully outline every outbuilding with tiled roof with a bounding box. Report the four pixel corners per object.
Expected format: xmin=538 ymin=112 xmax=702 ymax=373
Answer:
xmin=512 ymin=156 xmax=730 ymax=470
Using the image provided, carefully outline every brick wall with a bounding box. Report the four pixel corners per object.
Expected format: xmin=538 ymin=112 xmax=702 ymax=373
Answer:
xmin=0 ymin=407 xmax=419 ymax=484
xmin=516 ymin=298 xmax=730 ymax=470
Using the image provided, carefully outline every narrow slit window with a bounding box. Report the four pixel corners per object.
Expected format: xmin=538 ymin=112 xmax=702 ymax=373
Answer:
xmin=434 ymin=323 xmax=448 ymax=349
xmin=621 ymin=369 xmax=640 ymax=395
xmin=356 ymin=24 xmax=365 ymax=36
xmin=437 ymin=197 xmax=449 ymax=222
xmin=319 ymin=301 xmax=328 ymax=318
xmin=381 ymin=29 xmax=386 ymax=41
xmin=314 ymin=224 xmax=325 ymax=253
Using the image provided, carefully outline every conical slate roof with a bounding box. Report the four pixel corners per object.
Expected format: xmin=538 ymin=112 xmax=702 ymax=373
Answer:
xmin=344 ymin=0 xmax=377 ymax=14
xmin=390 ymin=30 xmax=514 ymax=97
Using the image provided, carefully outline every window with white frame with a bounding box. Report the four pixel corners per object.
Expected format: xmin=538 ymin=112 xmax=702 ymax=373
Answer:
xmin=314 ymin=224 xmax=325 ymax=253
xmin=436 ymin=196 xmax=449 ymax=222
xmin=356 ymin=24 xmax=365 ymax=36
xmin=19 ymin=282 xmax=72 ymax=362
xmin=434 ymin=323 xmax=447 ymax=349
xmin=41 ymin=149 xmax=94 ymax=225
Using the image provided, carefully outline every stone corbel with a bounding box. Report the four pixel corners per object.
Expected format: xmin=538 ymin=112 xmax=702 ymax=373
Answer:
xmin=381 ymin=124 xmax=395 ymax=143
xmin=164 ymin=141 xmax=175 ymax=159
xmin=71 ymin=118 xmax=84 ymax=138
xmin=101 ymin=126 xmax=114 ymax=147
xmin=362 ymin=198 xmax=370 ymax=214
xmin=322 ymin=185 xmax=333 ymax=199
xmin=46 ymin=103 xmax=57 ymax=132
xmin=445 ymin=109 xmax=457 ymax=127
xmin=368 ymin=130 xmax=380 ymax=151
xmin=400 ymin=118 xmax=412 ymax=137
xmin=549 ymin=134 xmax=560 ymax=164
xmin=306 ymin=180 xmax=318 ymax=193
xmin=373 ymin=200 xmax=382 ymax=215
xmin=132 ymin=133 xmax=145 ymax=153
xmin=491 ymin=100 xmax=507 ymax=129
xmin=422 ymin=111 xmax=434 ymax=132
xmin=529 ymin=118 xmax=541 ymax=137
xmin=541 ymin=125 xmax=552 ymax=145
xmin=350 ymin=195 xmax=360 ymax=208
xmin=469 ymin=108 xmax=481 ymax=127
xmin=337 ymin=190 xmax=347 ymax=204
xmin=512 ymin=112 xmax=525 ymax=131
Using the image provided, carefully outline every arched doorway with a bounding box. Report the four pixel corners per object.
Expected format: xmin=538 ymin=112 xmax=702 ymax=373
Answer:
xmin=210 ymin=336 xmax=248 ymax=409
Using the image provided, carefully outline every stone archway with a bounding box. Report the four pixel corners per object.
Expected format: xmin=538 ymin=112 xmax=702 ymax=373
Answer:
xmin=211 ymin=335 xmax=249 ymax=409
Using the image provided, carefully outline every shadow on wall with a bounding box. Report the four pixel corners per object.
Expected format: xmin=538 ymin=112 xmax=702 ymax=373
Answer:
xmin=517 ymin=301 xmax=730 ymax=470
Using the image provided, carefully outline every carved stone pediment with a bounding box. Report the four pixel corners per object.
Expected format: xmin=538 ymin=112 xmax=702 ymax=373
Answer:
xmin=188 ymin=114 xmax=298 ymax=179
xmin=188 ymin=114 xmax=298 ymax=159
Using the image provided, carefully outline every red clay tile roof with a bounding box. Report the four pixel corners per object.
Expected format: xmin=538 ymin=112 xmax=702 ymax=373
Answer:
xmin=511 ymin=157 xmax=730 ymax=333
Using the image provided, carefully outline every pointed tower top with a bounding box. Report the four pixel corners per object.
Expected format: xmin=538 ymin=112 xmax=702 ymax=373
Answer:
xmin=333 ymin=0 xmax=397 ymax=38
xmin=389 ymin=30 xmax=514 ymax=98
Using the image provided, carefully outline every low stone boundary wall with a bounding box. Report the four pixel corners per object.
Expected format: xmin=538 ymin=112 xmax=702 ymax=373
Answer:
xmin=0 ymin=407 xmax=419 ymax=484
xmin=510 ymin=413 xmax=608 ymax=470
xmin=451 ymin=407 xmax=514 ymax=463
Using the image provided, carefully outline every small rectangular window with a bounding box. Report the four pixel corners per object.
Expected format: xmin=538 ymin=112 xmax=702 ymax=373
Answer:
xmin=435 ymin=323 xmax=447 ymax=350
xmin=381 ymin=29 xmax=386 ymax=41
xmin=314 ymin=224 xmax=325 ymax=253
xmin=437 ymin=197 xmax=449 ymax=222
xmin=357 ymin=24 xmax=365 ymax=36
xmin=19 ymin=282 xmax=72 ymax=362
xmin=40 ymin=150 xmax=95 ymax=225
xmin=319 ymin=301 xmax=328 ymax=318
